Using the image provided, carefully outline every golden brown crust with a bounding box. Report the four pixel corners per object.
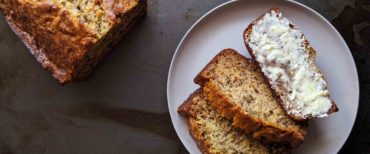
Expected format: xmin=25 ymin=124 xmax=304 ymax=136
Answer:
xmin=177 ymin=89 xmax=212 ymax=154
xmin=194 ymin=48 xmax=236 ymax=86
xmin=187 ymin=118 xmax=212 ymax=154
xmin=0 ymin=0 xmax=146 ymax=84
xmin=178 ymin=89 xmax=291 ymax=153
xmin=243 ymin=8 xmax=338 ymax=121
xmin=177 ymin=88 xmax=203 ymax=117
xmin=195 ymin=49 xmax=307 ymax=147
xmin=3 ymin=13 xmax=72 ymax=83
xmin=1 ymin=1 xmax=96 ymax=83
xmin=203 ymin=81 xmax=306 ymax=147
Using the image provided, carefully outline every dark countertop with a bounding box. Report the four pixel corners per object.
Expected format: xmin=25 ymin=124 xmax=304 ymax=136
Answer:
xmin=0 ymin=0 xmax=369 ymax=153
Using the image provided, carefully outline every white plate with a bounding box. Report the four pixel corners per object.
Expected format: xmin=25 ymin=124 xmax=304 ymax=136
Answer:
xmin=167 ymin=0 xmax=359 ymax=153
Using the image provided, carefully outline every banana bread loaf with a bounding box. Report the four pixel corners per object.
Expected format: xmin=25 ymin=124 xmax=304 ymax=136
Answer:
xmin=0 ymin=0 xmax=146 ymax=84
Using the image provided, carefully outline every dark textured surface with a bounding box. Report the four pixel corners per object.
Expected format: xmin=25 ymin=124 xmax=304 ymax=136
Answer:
xmin=0 ymin=0 xmax=368 ymax=153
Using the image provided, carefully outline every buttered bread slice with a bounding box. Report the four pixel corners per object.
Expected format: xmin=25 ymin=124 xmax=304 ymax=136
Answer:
xmin=244 ymin=8 xmax=338 ymax=120
xmin=194 ymin=49 xmax=307 ymax=147
xmin=178 ymin=89 xmax=288 ymax=154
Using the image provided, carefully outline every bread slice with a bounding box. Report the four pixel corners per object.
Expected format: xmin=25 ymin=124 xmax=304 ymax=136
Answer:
xmin=243 ymin=8 xmax=338 ymax=120
xmin=178 ymin=89 xmax=288 ymax=154
xmin=194 ymin=49 xmax=307 ymax=147
xmin=0 ymin=0 xmax=146 ymax=84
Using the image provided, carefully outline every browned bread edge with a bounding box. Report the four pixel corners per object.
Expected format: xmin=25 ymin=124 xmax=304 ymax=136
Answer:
xmin=177 ymin=89 xmax=212 ymax=154
xmin=178 ymin=89 xmax=291 ymax=153
xmin=177 ymin=88 xmax=203 ymax=117
xmin=243 ymin=8 xmax=338 ymax=121
xmin=195 ymin=49 xmax=307 ymax=147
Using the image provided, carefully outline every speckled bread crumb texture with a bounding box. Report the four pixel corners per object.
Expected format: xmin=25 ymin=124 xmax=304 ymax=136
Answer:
xmin=195 ymin=49 xmax=307 ymax=147
xmin=178 ymin=89 xmax=288 ymax=154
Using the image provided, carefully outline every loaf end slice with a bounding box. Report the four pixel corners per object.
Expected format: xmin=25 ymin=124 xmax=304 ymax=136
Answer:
xmin=243 ymin=8 xmax=338 ymax=120
xmin=0 ymin=0 xmax=146 ymax=84
xmin=195 ymin=49 xmax=308 ymax=147
xmin=178 ymin=89 xmax=288 ymax=154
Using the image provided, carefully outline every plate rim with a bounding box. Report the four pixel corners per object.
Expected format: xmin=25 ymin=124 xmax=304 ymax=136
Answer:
xmin=166 ymin=0 xmax=359 ymax=153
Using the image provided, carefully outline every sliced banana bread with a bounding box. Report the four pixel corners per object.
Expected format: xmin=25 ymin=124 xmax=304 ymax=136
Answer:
xmin=194 ymin=49 xmax=307 ymax=147
xmin=0 ymin=0 xmax=146 ymax=84
xmin=178 ymin=89 xmax=288 ymax=154
xmin=244 ymin=8 xmax=338 ymax=120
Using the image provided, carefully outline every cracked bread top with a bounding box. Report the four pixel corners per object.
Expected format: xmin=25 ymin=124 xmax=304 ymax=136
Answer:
xmin=0 ymin=0 xmax=145 ymax=83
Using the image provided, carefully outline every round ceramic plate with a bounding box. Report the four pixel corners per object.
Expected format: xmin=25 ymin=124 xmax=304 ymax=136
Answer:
xmin=167 ymin=0 xmax=359 ymax=153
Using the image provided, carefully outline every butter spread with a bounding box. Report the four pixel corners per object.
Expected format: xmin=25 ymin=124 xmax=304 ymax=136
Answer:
xmin=248 ymin=10 xmax=332 ymax=118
